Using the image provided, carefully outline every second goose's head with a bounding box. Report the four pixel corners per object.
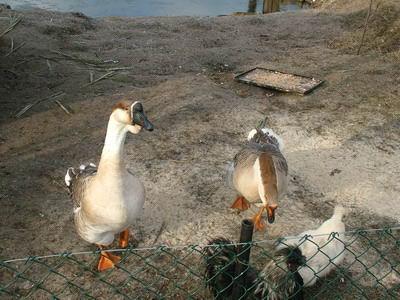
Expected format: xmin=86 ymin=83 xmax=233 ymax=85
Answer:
xmin=111 ymin=101 xmax=154 ymax=134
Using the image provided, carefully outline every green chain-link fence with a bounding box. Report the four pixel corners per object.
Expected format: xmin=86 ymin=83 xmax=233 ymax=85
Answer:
xmin=1 ymin=226 xmax=400 ymax=299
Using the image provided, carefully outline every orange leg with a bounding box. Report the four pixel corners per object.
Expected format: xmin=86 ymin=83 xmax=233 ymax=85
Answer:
xmin=231 ymin=196 xmax=251 ymax=211
xmin=119 ymin=229 xmax=130 ymax=248
xmin=252 ymin=207 xmax=266 ymax=231
xmin=97 ymin=245 xmax=121 ymax=272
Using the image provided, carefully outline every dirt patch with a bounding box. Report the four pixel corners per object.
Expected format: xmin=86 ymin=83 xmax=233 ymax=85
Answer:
xmin=328 ymin=2 xmax=400 ymax=56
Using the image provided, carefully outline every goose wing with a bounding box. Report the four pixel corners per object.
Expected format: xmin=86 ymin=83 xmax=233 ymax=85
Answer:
xmin=234 ymin=142 xmax=288 ymax=199
xmin=256 ymin=143 xmax=288 ymax=198
xmin=65 ymin=164 xmax=97 ymax=210
xmin=234 ymin=142 xmax=288 ymax=175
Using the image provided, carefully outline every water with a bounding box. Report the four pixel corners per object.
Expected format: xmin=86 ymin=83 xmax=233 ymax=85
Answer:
xmin=6 ymin=0 xmax=306 ymax=17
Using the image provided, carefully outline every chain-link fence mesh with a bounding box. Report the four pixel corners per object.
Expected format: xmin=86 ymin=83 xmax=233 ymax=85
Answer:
xmin=1 ymin=227 xmax=400 ymax=299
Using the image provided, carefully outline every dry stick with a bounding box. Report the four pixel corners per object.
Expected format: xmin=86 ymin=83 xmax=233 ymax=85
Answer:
xmin=5 ymin=41 xmax=25 ymax=57
xmin=54 ymin=100 xmax=72 ymax=115
xmin=9 ymin=37 xmax=13 ymax=52
xmin=357 ymin=0 xmax=374 ymax=55
xmin=152 ymin=221 xmax=166 ymax=246
xmin=105 ymin=66 xmax=135 ymax=71
xmin=15 ymin=91 xmax=65 ymax=118
xmin=0 ymin=16 xmax=22 ymax=38
xmin=50 ymin=49 xmax=117 ymax=68
xmin=82 ymin=71 xmax=116 ymax=87
xmin=46 ymin=59 xmax=52 ymax=73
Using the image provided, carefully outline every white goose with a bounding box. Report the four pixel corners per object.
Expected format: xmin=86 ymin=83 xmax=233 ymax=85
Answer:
xmin=230 ymin=125 xmax=288 ymax=231
xmin=65 ymin=101 xmax=153 ymax=271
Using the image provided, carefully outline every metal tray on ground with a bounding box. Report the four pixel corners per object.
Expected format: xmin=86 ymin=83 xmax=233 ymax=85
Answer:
xmin=234 ymin=67 xmax=324 ymax=95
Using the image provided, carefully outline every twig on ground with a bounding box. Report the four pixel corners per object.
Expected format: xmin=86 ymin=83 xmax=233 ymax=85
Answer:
xmin=105 ymin=66 xmax=135 ymax=71
xmin=102 ymin=59 xmax=119 ymax=64
xmin=50 ymin=50 xmax=120 ymax=69
xmin=357 ymin=0 xmax=374 ymax=55
xmin=4 ymin=69 xmax=18 ymax=77
xmin=9 ymin=37 xmax=13 ymax=51
xmin=15 ymin=91 xmax=65 ymax=118
xmin=5 ymin=41 xmax=25 ymax=57
xmin=152 ymin=221 xmax=166 ymax=246
xmin=0 ymin=15 xmax=22 ymax=39
xmin=82 ymin=71 xmax=116 ymax=87
xmin=15 ymin=57 xmax=36 ymax=66
xmin=54 ymin=100 xmax=72 ymax=115
xmin=46 ymin=59 xmax=52 ymax=73
xmin=50 ymin=50 xmax=105 ymax=67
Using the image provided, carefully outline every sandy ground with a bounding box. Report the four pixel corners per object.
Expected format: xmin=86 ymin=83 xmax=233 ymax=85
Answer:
xmin=0 ymin=0 xmax=399 ymax=297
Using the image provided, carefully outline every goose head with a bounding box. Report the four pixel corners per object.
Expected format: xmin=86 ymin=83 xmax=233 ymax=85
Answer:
xmin=111 ymin=101 xmax=154 ymax=134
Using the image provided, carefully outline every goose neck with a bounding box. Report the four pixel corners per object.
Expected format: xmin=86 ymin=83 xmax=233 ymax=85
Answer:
xmin=98 ymin=118 xmax=127 ymax=173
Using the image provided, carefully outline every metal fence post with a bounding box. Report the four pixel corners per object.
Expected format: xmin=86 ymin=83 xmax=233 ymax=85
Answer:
xmin=231 ymin=219 xmax=254 ymax=299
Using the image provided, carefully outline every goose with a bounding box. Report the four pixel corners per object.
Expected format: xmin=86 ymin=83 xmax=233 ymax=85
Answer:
xmin=64 ymin=101 xmax=153 ymax=271
xmin=229 ymin=125 xmax=287 ymax=231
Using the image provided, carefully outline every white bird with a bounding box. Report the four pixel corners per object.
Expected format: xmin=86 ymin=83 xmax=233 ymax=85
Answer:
xmin=65 ymin=101 xmax=153 ymax=271
xmin=278 ymin=206 xmax=347 ymax=286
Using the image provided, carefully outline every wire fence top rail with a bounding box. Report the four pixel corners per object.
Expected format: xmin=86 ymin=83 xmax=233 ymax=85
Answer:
xmin=2 ymin=225 xmax=400 ymax=263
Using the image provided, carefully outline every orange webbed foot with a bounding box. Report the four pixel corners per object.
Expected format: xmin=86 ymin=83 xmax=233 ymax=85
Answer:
xmin=97 ymin=251 xmax=121 ymax=272
xmin=231 ymin=196 xmax=251 ymax=211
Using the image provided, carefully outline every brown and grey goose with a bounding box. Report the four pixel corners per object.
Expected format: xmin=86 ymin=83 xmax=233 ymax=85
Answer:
xmin=230 ymin=126 xmax=288 ymax=231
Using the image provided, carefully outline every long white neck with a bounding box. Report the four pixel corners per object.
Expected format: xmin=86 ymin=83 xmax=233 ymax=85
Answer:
xmin=98 ymin=117 xmax=128 ymax=173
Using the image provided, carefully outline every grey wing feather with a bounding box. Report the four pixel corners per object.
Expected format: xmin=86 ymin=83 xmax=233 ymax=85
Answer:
xmin=234 ymin=142 xmax=288 ymax=175
xmin=67 ymin=165 xmax=97 ymax=209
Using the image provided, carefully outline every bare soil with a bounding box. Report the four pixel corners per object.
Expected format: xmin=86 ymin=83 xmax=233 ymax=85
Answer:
xmin=0 ymin=0 xmax=399 ymax=298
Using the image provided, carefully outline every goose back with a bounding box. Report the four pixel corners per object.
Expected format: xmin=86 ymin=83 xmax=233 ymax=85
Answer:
xmin=233 ymin=142 xmax=288 ymax=202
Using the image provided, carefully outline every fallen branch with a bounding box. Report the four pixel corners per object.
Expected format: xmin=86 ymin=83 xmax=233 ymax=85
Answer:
xmin=105 ymin=66 xmax=135 ymax=71
xmin=152 ymin=221 xmax=166 ymax=246
xmin=5 ymin=41 xmax=25 ymax=57
xmin=82 ymin=71 xmax=116 ymax=87
xmin=0 ymin=15 xmax=22 ymax=39
xmin=50 ymin=50 xmax=119 ymax=68
xmin=357 ymin=0 xmax=374 ymax=55
xmin=54 ymin=100 xmax=72 ymax=115
xmin=16 ymin=91 xmax=65 ymax=118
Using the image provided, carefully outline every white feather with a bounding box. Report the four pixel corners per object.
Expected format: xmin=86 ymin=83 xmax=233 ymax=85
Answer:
xmin=65 ymin=168 xmax=73 ymax=187
xmin=247 ymin=128 xmax=258 ymax=141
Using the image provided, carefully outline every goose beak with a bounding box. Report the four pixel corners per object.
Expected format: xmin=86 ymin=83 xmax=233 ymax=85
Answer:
xmin=131 ymin=102 xmax=154 ymax=131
